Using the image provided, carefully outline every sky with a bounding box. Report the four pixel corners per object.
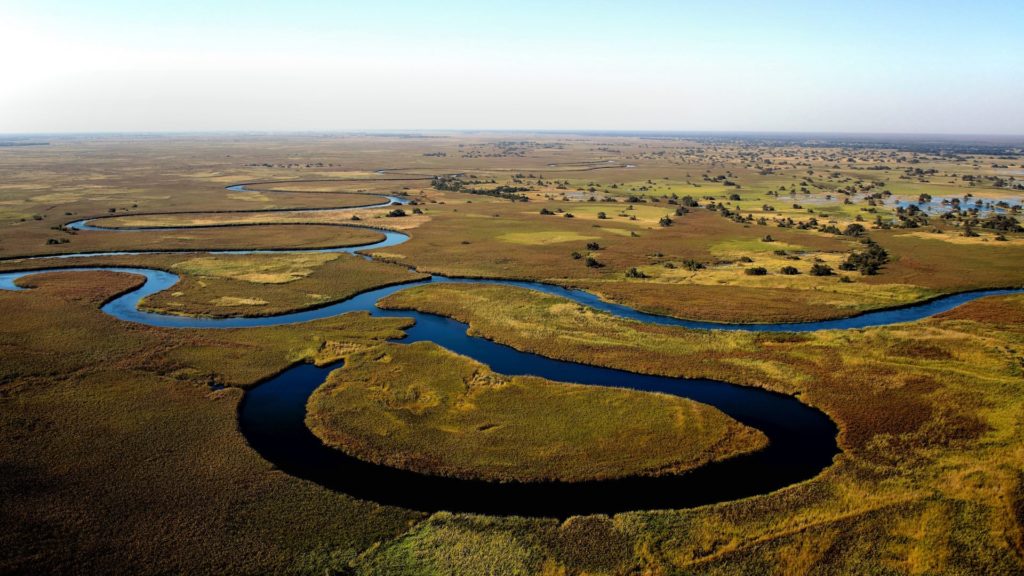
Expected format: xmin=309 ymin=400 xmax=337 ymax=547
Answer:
xmin=2 ymin=0 xmax=1022 ymax=135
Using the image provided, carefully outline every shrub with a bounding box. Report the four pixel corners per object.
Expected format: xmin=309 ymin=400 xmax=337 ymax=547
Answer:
xmin=809 ymin=263 xmax=834 ymax=276
xmin=586 ymin=242 xmax=601 ymax=250
xmin=386 ymin=209 xmax=407 ymax=218
xmin=745 ymin=267 xmax=768 ymax=276
xmin=780 ymin=266 xmax=799 ymax=275
xmin=625 ymin=267 xmax=648 ymax=279
xmin=585 ymin=256 xmax=603 ymax=268
xmin=843 ymin=223 xmax=867 ymax=237
xmin=839 ymin=239 xmax=889 ymax=275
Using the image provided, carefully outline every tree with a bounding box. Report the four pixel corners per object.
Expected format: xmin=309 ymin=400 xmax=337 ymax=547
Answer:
xmin=597 ymin=211 xmax=608 ymax=219
xmin=839 ymin=239 xmax=889 ymax=275
xmin=843 ymin=223 xmax=866 ymax=237
xmin=809 ymin=263 xmax=834 ymax=276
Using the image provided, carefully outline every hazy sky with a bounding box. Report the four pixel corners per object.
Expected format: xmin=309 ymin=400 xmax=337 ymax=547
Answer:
xmin=2 ymin=0 xmax=1022 ymax=134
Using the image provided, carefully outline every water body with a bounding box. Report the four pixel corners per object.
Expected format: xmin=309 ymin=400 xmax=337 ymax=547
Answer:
xmin=893 ymin=196 xmax=1022 ymax=216
xmin=2 ymin=181 xmax=1020 ymax=516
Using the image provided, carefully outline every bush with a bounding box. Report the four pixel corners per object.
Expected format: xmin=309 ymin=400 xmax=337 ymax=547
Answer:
xmin=843 ymin=223 xmax=866 ymax=236
xmin=585 ymin=256 xmax=603 ymax=268
xmin=586 ymin=242 xmax=601 ymax=250
xmin=745 ymin=267 xmax=768 ymax=276
xmin=540 ymin=208 xmax=554 ymax=215
xmin=780 ymin=266 xmax=799 ymax=275
xmin=839 ymin=239 xmax=889 ymax=275
xmin=809 ymin=263 xmax=834 ymax=276
xmin=681 ymin=259 xmax=705 ymax=271
xmin=659 ymin=216 xmax=673 ymax=227
xmin=625 ymin=267 xmax=648 ymax=279
xmin=386 ymin=209 xmax=407 ymax=218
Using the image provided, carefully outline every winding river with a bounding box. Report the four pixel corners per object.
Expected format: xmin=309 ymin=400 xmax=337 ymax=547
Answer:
xmin=1 ymin=179 xmax=1019 ymax=517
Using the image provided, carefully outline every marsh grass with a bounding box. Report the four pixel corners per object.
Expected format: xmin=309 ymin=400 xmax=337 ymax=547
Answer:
xmin=307 ymin=341 xmax=766 ymax=482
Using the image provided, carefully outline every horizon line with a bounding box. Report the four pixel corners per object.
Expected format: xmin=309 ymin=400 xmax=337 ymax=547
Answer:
xmin=2 ymin=129 xmax=1024 ymax=142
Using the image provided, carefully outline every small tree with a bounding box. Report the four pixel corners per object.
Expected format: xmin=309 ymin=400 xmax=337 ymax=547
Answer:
xmin=843 ymin=223 xmax=866 ymax=237
xmin=809 ymin=263 xmax=834 ymax=276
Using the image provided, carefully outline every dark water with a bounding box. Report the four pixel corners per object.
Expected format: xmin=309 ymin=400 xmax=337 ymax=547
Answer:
xmin=2 ymin=181 xmax=1020 ymax=516
xmin=239 ymin=310 xmax=838 ymax=517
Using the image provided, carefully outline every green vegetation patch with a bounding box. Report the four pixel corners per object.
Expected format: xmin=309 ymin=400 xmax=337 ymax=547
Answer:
xmin=171 ymin=252 xmax=340 ymax=283
xmin=307 ymin=341 xmax=766 ymax=482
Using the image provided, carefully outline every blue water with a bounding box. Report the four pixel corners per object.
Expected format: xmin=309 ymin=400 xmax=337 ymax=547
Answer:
xmin=894 ymin=196 xmax=1022 ymax=216
xmin=2 ymin=179 xmax=1020 ymax=516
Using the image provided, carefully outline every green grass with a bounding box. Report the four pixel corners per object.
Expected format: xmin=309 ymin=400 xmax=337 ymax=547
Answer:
xmin=307 ymin=341 xmax=766 ymax=482
xmin=377 ymin=281 xmax=1024 ymax=574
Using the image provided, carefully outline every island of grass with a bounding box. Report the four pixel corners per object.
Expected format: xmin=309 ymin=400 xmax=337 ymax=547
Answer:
xmin=0 ymin=251 xmax=429 ymax=318
xmin=306 ymin=341 xmax=768 ymax=483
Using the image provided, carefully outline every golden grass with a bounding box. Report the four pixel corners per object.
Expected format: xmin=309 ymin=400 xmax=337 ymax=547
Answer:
xmin=377 ymin=282 xmax=1024 ymax=573
xmin=2 ymin=134 xmax=1023 ymax=574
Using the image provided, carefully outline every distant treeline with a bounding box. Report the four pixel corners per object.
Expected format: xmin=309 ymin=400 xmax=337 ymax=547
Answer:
xmin=0 ymin=141 xmax=49 ymax=147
